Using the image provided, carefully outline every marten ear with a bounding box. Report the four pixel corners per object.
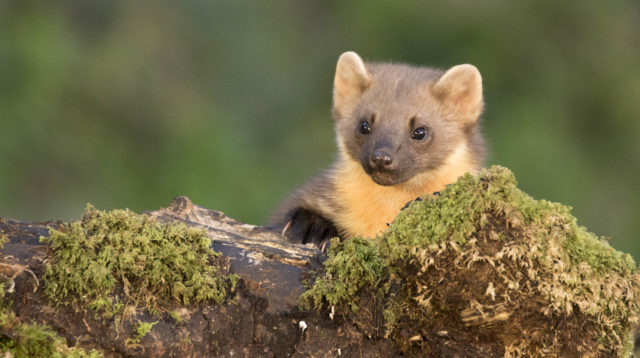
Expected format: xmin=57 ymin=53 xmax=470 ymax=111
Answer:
xmin=431 ymin=64 xmax=483 ymax=124
xmin=333 ymin=51 xmax=372 ymax=119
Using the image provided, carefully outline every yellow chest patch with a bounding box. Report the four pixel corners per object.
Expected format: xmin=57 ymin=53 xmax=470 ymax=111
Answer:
xmin=333 ymin=144 xmax=476 ymax=239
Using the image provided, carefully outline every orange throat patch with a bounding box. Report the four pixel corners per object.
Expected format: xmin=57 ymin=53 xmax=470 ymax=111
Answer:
xmin=333 ymin=144 xmax=477 ymax=239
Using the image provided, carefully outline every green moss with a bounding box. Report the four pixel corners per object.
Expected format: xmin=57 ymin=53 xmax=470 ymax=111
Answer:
xmin=0 ymin=284 xmax=102 ymax=358
xmin=561 ymin=214 xmax=635 ymax=274
xmin=88 ymin=297 xmax=123 ymax=319
xmin=302 ymin=166 xmax=640 ymax=356
xmin=383 ymin=166 xmax=532 ymax=258
xmin=125 ymin=320 xmax=158 ymax=345
xmin=169 ymin=310 xmax=184 ymax=323
xmin=40 ymin=205 xmax=235 ymax=316
xmin=300 ymin=237 xmax=387 ymax=314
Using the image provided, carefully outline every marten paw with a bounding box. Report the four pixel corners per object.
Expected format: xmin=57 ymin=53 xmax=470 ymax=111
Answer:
xmin=281 ymin=207 xmax=338 ymax=250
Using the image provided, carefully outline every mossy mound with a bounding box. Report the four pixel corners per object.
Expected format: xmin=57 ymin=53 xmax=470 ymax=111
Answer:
xmin=40 ymin=205 xmax=236 ymax=319
xmin=302 ymin=166 xmax=640 ymax=357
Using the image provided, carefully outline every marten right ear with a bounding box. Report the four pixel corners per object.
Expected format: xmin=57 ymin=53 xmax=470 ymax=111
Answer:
xmin=332 ymin=51 xmax=372 ymax=119
xmin=431 ymin=64 xmax=483 ymax=124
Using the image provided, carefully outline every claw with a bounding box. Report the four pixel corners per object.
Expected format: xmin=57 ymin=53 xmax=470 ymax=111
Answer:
xmin=320 ymin=239 xmax=328 ymax=252
xmin=281 ymin=220 xmax=292 ymax=239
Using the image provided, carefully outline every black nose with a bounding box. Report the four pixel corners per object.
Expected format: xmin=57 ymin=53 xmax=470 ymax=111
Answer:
xmin=370 ymin=150 xmax=393 ymax=169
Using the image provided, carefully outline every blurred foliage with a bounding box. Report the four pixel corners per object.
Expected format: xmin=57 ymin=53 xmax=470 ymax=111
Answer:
xmin=0 ymin=1 xmax=639 ymax=258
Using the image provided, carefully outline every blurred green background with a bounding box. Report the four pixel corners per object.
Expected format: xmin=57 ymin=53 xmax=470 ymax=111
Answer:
xmin=1 ymin=1 xmax=639 ymax=258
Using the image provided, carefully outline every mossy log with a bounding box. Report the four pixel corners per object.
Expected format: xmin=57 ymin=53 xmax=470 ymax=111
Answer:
xmin=1 ymin=169 xmax=639 ymax=358
xmin=0 ymin=197 xmax=404 ymax=357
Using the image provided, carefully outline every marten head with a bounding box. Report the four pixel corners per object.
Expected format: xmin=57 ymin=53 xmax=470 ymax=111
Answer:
xmin=332 ymin=51 xmax=486 ymax=186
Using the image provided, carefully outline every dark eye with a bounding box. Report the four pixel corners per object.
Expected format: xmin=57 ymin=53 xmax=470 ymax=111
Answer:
xmin=359 ymin=121 xmax=372 ymax=135
xmin=411 ymin=127 xmax=427 ymax=140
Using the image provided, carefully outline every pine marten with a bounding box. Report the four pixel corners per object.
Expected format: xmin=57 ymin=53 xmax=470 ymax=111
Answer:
xmin=271 ymin=51 xmax=486 ymax=247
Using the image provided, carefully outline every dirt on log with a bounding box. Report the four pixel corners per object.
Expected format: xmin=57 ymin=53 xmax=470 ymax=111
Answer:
xmin=0 ymin=196 xmax=406 ymax=357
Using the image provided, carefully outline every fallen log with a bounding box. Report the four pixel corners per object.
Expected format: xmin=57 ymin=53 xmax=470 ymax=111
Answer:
xmin=0 ymin=196 xmax=403 ymax=357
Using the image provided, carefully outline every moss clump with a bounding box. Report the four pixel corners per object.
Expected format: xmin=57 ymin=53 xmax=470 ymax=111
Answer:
xmin=40 ymin=205 xmax=236 ymax=317
xmin=302 ymin=166 xmax=640 ymax=357
xmin=125 ymin=320 xmax=159 ymax=345
xmin=300 ymin=237 xmax=386 ymax=314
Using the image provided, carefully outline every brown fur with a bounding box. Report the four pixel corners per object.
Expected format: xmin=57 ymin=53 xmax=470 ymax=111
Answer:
xmin=272 ymin=52 xmax=486 ymax=244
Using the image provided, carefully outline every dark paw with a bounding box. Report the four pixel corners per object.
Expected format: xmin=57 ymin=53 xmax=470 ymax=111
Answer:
xmin=281 ymin=208 xmax=338 ymax=250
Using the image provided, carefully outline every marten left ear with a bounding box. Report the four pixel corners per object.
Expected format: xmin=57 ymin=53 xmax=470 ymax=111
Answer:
xmin=431 ymin=64 xmax=483 ymax=124
xmin=332 ymin=51 xmax=372 ymax=120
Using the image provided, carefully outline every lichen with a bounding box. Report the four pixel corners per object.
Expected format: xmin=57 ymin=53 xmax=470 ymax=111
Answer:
xmin=41 ymin=205 xmax=235 ymax=312
xmin=302 ymin=166 xmax=640 ymax=357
